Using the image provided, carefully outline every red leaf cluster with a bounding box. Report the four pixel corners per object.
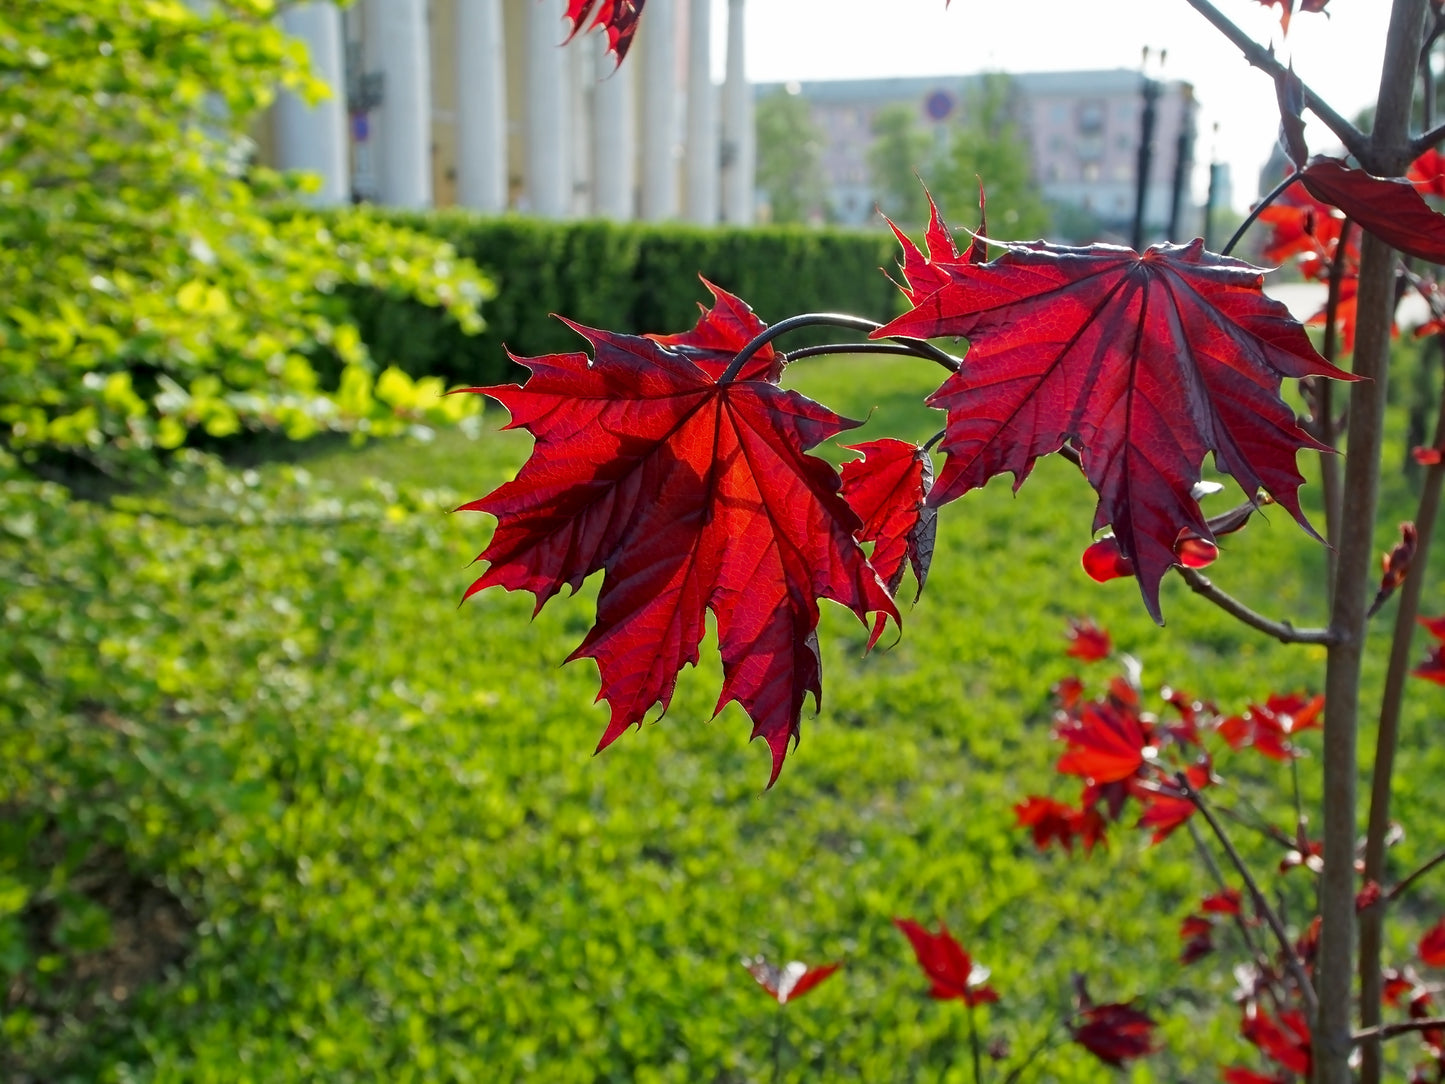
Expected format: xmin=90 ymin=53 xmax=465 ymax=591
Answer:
xmin=1260 ymin=153 xmax=1445 ymax=354
xmin=1239 ymin=1004 xmax=1312 ymax=1077
xmin=1416 ymin=616 xmax=1445 ymax=686
xmin=1070 ymin=999 xmax=1160 ymax=1068
xmin=1018 ymin=622 xmax=1329 ymax=859
xmin=1014 ymin=795 xmax=1107 ymax=854
xmin=1179 ymin=889 xmax=1244 ymax=966
xmin=1217 ymin=693 xmax=1324 ymax=762
xmin=878 ymin=203 xmax=1348 ymax=621
xmin=742 ymin=955 xmax=841 ymax=1005
xmin=462 ymin=284 xmax=897 ymax=784
xmin=1064 ymin=617 xmax=1111 ymax=661
xmin=563 ymin=0 xmax=645 ymax=65
xmin=893 ymin=919 xmax=999 ymax=1006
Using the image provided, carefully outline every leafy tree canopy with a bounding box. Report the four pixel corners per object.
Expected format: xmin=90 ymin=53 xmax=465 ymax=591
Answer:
xmin=0 ymin=0 xmax=492 ymax=481
xmin=755 ymin=88 xmax=830 ymax=225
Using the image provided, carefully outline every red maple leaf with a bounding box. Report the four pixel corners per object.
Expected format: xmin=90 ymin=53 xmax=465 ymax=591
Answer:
xmin=839 ymin=439 xmax=936 ymax=605
xmin=1420 ymin=917 xmax=1445 ymax=967
xmin=1202 ymin=888 xmax=1243 ymax=915
xmin=742 ymin=955 xmax=841 ymax=1004
xmin=562 ymin=0 xmax=645 ymax=65
xmin=1258 ymin=181 xmax=1350 ymax=282
xmin=1064 ymin=617 xmax=1111 ymax=661
xmin=1014 ymin=795 xmax=1107 ymax=854
xmin=876 ymin=231 xmax=1351 ymax=622
xmin=1416 ymin=616 xmax=1445 ymax=685
xmin=886 ymin=189 xmax=986 ymax=307
xmin=646 ymin=277 xmax=779 ymax=382
xmin=893 ymin=918 xmax=1000 ymax=1006
xmin=1070 ymin=1000 xmax=1161 ymax=1067
xmin=1411 ymin=148 xmax=1445 ymax=198
xmin=1300 ymin=157 xmax=1445 ymax=266
xmin=462 ymin=313 xmax=897 ymax=785
xmin=1056 ymin=700 xmax=1150 ymax=784
xmin=1304 ymin=276 xmax=1361 ymax=354
xmin=1241 ymin=1005 xmax=1312 ymax=1075
xmin=1218 ymin=692 xmax=1323 ymax=761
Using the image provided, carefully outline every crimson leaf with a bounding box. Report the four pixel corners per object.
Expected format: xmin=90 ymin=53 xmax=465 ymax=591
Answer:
xmin=839 ymin=439 xmax=936 ymax=603
xmin=893 ymin=918 xmax=999 ymax=1006
xmin=1300 ymin=157 xmax=1445 ymax=265
xmin=1070 ymin=1000 xmax=1161 ymax=1067
xmin=742 ymin=956 xmax=841 ymax=1004
xmin=876 ymin=230 xmax=1352 ymax=622
xmin=563 ymin=0 xmax=645 ymax=65
xmin=462 ymin=316 xmax=897 ymax=785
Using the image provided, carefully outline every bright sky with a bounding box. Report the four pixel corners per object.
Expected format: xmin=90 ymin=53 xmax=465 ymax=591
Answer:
xmin=717 ymin=0 xmax=1393 ymax=212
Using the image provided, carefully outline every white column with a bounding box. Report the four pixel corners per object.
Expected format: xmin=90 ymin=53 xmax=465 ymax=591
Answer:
xmin=721 ymin=0 xmax=753 ymax=225
xmin=455 ymin=0 xmax=507 ymax=212
xmin=639 ymin=0 xmax=678 ymax=220
xmin=275 ymin=2 xmax=349 ymax=205
xmin=526 ymin=0 xmax=569 ymax=217
xmin=592 ymin=34 xmax=636 ymax=220
xmin=365 ymin=0 xmax=432 ymax=208
xmin=569 ymin=26 xmax=594 ymax=216
xmin=684 ymin=0 xmax=717 ymax=224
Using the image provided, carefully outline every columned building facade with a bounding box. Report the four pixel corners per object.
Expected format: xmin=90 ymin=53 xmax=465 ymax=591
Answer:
xmin=268 ymin=0 xmax=754 ymax=224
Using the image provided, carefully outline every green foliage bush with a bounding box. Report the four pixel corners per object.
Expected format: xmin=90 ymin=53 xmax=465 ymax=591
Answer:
xmin=0 ymin=1 xmax=492 ymax=479
xmin=343 ymin=212 xmax=901 ymax=388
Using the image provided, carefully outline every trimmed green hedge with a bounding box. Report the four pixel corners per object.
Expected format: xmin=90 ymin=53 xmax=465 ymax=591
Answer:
xmin=339 ymin=212 xmax=904 ymax=388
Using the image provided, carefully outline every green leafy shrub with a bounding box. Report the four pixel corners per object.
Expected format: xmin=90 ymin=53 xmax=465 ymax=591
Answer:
xmin=347 ymin=212 xmax=901 ymax=388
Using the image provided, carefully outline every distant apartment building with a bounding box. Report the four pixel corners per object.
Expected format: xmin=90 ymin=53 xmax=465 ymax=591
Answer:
xmin=755 ymin=69 xmax=1205 ymax=241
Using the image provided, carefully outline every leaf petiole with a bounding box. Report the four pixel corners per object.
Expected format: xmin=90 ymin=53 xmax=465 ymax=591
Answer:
xmin=719 ymin=312 xmax=960 ymax=383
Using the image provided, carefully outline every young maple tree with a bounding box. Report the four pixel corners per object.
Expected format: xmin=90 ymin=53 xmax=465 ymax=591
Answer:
xmin=464 ymin=0 xmax=1445 ymax=1080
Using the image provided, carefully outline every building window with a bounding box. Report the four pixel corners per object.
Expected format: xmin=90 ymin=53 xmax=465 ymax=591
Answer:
xmin=1082 ymin=162 xmax=1101 ymax=183
xmin=1077 ymin=100 xmax=1105 ymax=133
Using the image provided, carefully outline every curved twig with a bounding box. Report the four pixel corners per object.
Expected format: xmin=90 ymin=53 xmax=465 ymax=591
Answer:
xmin=1175 ymin=566 xmax=1335 ymax=644
xmin=1222 ymin=171 xmax=1299 ymax=258
xmin=720 ymin=313 xmax=960 ymax=383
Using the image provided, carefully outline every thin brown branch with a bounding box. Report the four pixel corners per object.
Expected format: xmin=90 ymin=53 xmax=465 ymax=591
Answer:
xmin=1185 ymin=819 xmax=1275 ymax=979
xmin=1353 ymin=1018 xmax=1445 ymax=1044
xmin=1179 ymin=0 xmax=1370 ymax=164
xmin=1361 ymin=367 xmax=1445 ymax=1060
xmin=1175 ymin=567 xmax=1334 ymax=644
xmin=1174 ymin=772 xmax=1320 ymax=1020
xmin=1411 ymin=120 xmax=1445 ymax=158
xmin=1387 ymin=849 xmax=1445 ymax=903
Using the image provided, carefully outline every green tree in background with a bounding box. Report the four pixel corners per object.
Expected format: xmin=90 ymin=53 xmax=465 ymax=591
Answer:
xmin=755 ymin=88 xmax=830 ymax=225
xmin=866 ymin=102 xmax=935 ymax=228
xmin=931 ymin=73 xmax=1051 ymax=242
xmin=0 ymin=0 xmax=490 ymax=482
xmin=863 ymin=75 xmax=1050 ymax=242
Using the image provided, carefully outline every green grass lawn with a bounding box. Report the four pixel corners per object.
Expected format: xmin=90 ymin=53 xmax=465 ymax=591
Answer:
xmin=6 ymin=352 xmax=1445 ymax=1082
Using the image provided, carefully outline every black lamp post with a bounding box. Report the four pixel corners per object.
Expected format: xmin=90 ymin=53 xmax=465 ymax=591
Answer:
xmin=1131 ymin=47 xmax=1161 ymax=253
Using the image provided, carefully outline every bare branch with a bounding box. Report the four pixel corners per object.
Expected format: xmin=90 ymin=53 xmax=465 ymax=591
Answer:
xmin=1387 ymin=848 xmax=1445 ymax=903
xmin=1175 ymin=772 xmax=1320 ymax=1020
xmin=1179 ymin=0 xmax=1370 ymax=164
xmin=1353 ymin=1018 xmax=1445 ymax=1044
xmin=1175 ymin=567 xmax=1334 ymax=644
